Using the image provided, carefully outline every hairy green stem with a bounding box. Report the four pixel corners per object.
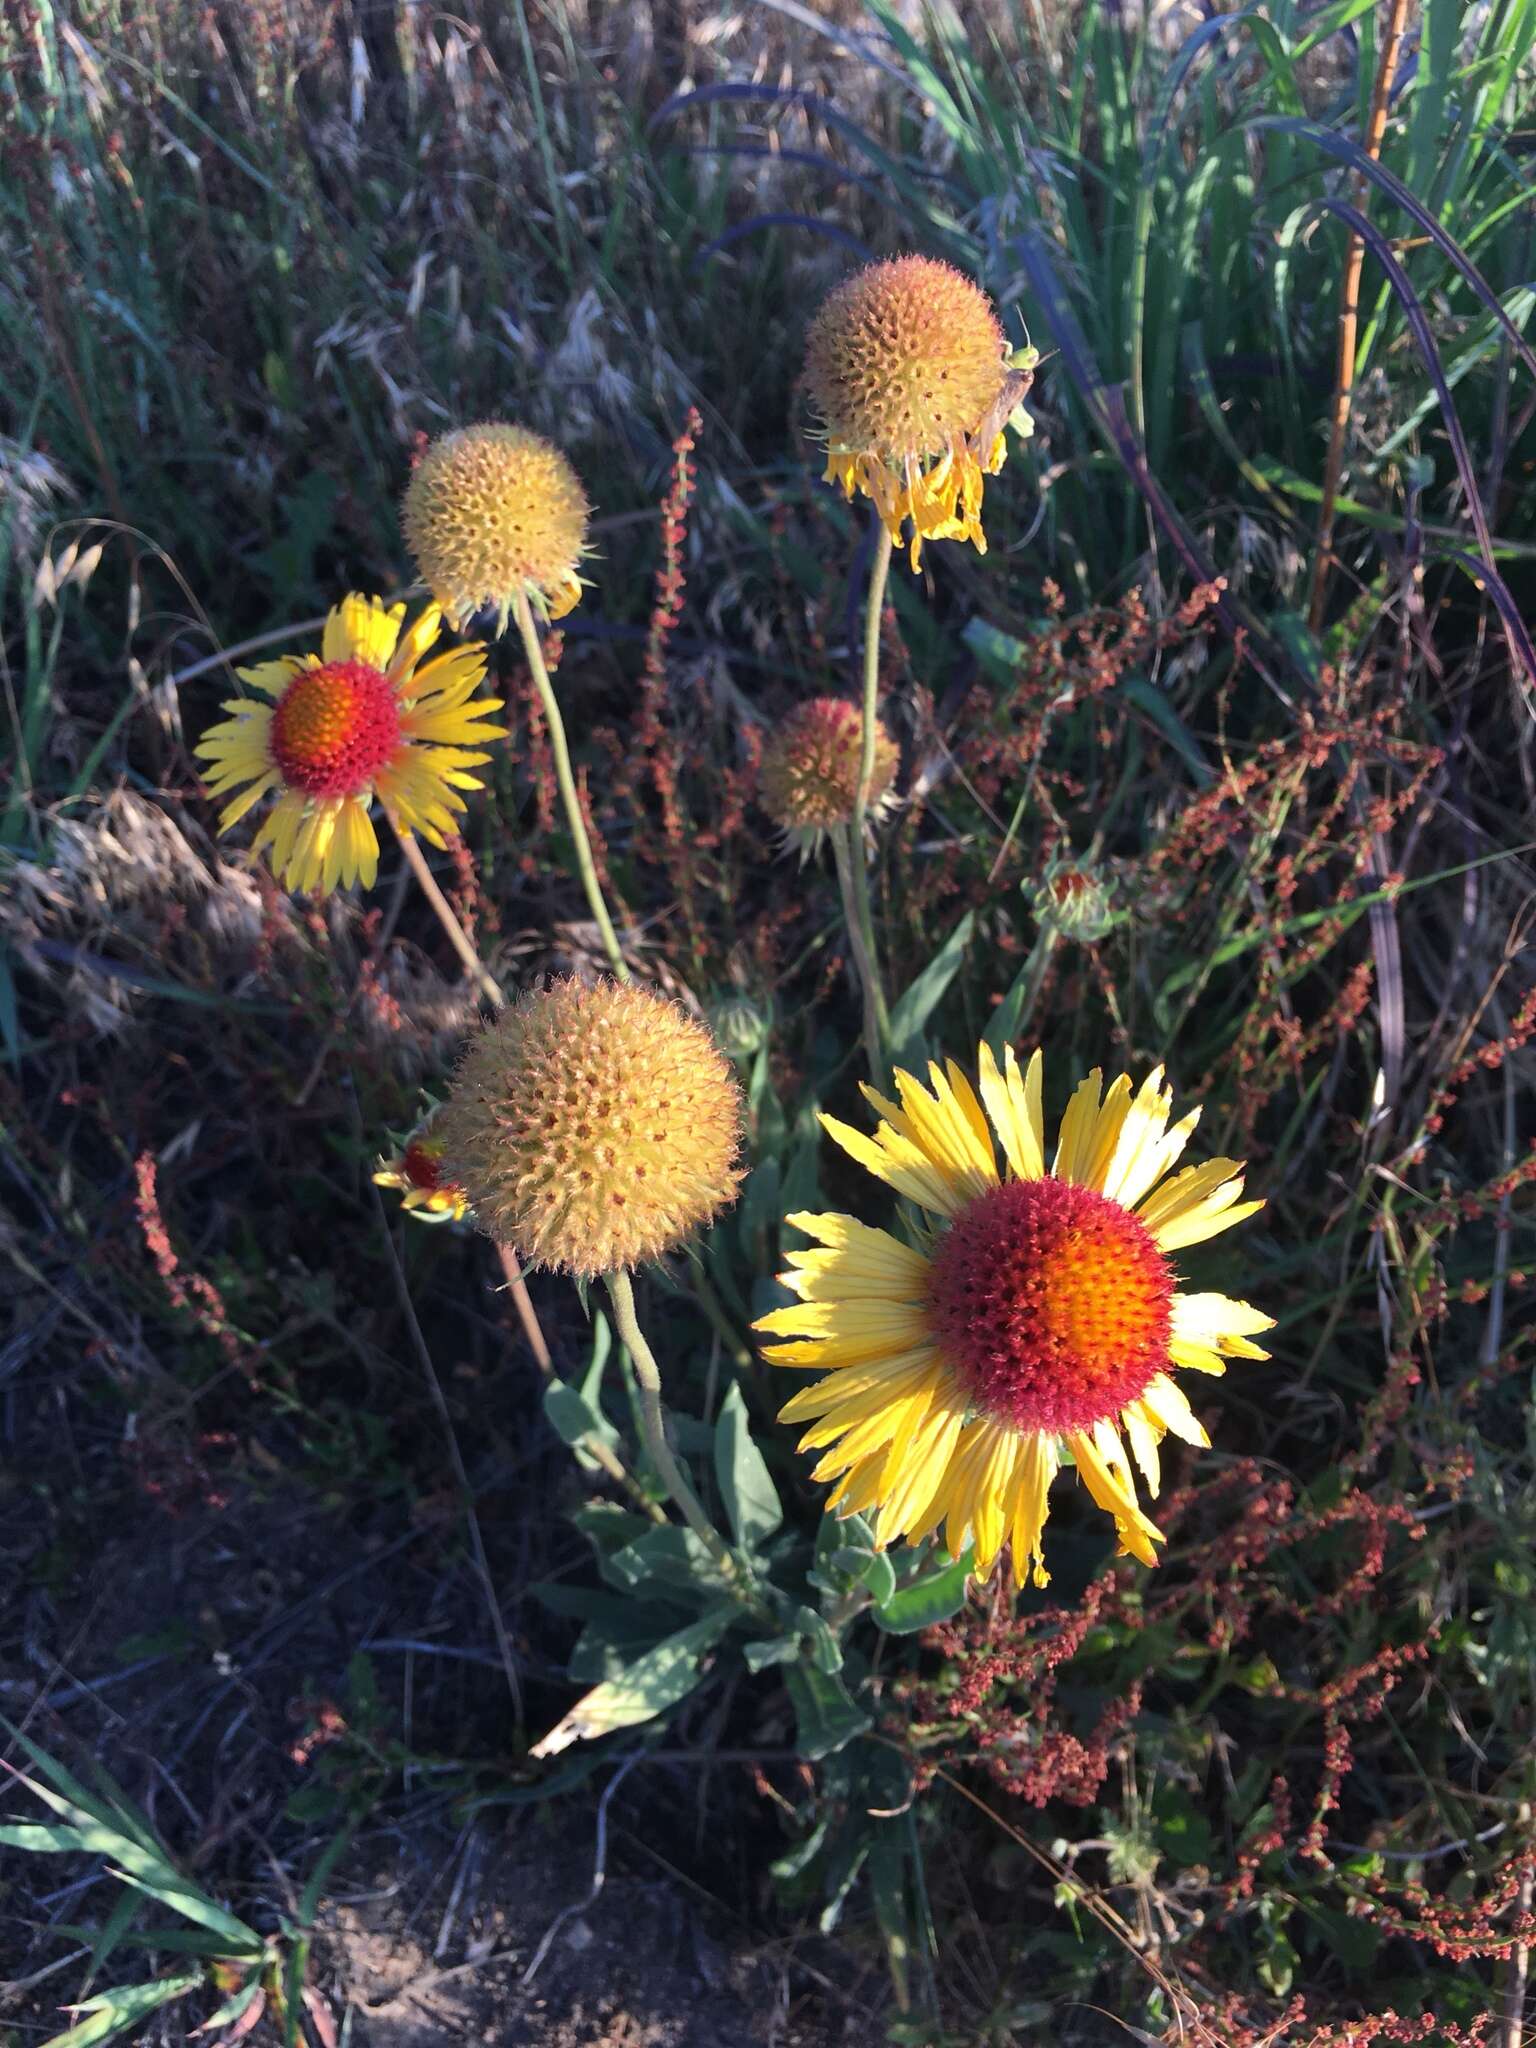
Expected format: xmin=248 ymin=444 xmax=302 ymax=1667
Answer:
xmin=510 ymin=588 xmax=629 ymax=982
xmin=833 ymin=827 xmax=886 ymax=1088
xmin=604 ymin=1268 xmax=734 ymax=1573
xmin=846 ymin=521 xmax=894 ymax=1078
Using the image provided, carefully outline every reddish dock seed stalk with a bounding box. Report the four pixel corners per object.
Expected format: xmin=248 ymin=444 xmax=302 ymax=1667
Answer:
xmin=629 ymin=408 xmax=705 ymax=956
xmin=133 ymin=1150 xmax=248 ymax=1374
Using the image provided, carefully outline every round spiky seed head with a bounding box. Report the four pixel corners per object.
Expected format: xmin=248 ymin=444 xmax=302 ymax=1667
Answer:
xmin=436 ymin=979 xmax=745 ymax=1277
xmin=402 ymin=423 xmax=590 ymax=631
xmin=805 ymin=256 xmax=1006 ymax=466
xmin=758 ymin=697 xmax=898 ymax=840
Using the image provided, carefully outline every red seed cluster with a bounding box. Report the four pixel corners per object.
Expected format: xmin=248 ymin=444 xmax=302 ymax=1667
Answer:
xmin=926 ymin=1177 xmax=1173 ymax=1433
xmin=269 ymin=659 xmax=402 ymax=797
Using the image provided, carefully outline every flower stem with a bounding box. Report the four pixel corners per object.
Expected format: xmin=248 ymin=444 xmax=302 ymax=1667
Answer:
xmin=833 ymin=826 xmax=887 ymax=1088
xmin=846 ymin=520 xmax=894 ymax=1078
xmin=604 ymin=1267 xmax=735 ymax=1575
xmin=384 ymin=814 xmax=553 ymax=1373
xmin=509 ymin=588 xmax=630 ymax=983
xmin=389 ymin=817 xmax=505 ymax=1007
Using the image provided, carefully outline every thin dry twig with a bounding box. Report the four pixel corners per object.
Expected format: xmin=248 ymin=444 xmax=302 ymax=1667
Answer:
xmin=1306 ymin=0 xmax=1414 ymax=631
xmin=369 ymin=1168 xmax=524 ymax=1733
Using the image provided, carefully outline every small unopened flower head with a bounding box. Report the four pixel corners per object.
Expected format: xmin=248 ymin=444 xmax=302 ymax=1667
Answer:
xmin=805 ymin=256 xmax=1017 ymax=570
xmin=403 ymin=424 xmax=590 ymax=632
xmin=437 ymin=979 xmax=745 ymax=1277
xmin=709 ymin=994 xmax=770 ymax=1061
xmin=758 ymin=697 xmax=898 ymax=854
xmin=1030 ymin=857 xmax=1120 ymax=943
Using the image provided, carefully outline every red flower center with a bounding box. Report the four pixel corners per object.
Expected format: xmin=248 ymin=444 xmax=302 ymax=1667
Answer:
xmin=927 ymin=1177 xmax=1173 ymax=1433
xmin=403 ymin=1139 xmax=448 ymax=1192
xmin=270 ymin=660 xmax=401 ymax=797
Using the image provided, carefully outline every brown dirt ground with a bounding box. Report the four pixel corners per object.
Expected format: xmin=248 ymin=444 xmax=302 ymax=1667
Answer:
xmin=2 ymin=1477 xmax=874 ymax=2047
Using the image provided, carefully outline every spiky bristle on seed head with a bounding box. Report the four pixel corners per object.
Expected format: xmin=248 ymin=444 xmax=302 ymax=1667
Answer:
xmin=436 ymin=978 xmax=745 ymax=1276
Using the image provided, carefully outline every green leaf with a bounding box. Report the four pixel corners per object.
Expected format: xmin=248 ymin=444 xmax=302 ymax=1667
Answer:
xmin=743 ymin=1635 xmax=802 ymax=1674
xmin=713 ymin=1382 xmax=781 ymax=1551
xmin=199 ymin=1976 xmax=265 ymax=2036
xmin=785 ymin=1660 xmax=872 ymax=1761
xmin=889 ymin=910 xmax=975 ymax=1063
xmin=544 ymin=1380 xmax=620 ymax=1473
xmin=1302 ymin=1900 xmax=1384 ymax=1971
xmin=853 ymin=1550 xmax=897 ymax=1605
xmin=867 ymin=1827 xmax=912 ymax=2009
xmin=874 ymin=1548 xmax=974 ymax=1635
xmin=793 ymin=1605 xmax=845 ymax=1677
xmin=529 ymin=1606 xmax=736 ymax=1756
xmin=769 ymin=1813 xmax=829 ymax=1882
xmin=0 ymin=1821 xmax=86 ymax=1853
xmin=38 ymin=1972 xmax=202 ymax=2048
xmin=603 ymin=1522 xmax=732 ymax=1596
xmin=56 ymin=1926 xmax=245 ymax=1960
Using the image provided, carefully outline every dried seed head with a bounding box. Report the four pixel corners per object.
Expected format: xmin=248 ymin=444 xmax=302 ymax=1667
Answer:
xmin=804 ymin=257 xmax=1015 ymax=568
xmin=805 ymin=256 xmax=1006 ymax=467
xmin=758 ymin=697 xmax=897 ymax=849
xmin=437 ymin=979 xmax=745 ymax=1276
xmin=402 ymin=423 xmax=590 ymax=631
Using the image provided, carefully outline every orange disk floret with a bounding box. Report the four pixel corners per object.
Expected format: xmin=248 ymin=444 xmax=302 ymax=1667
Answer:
xmin=269 ymin=661 xmax=402 ymax=797
xmin=927 ymin=1178 xmax=1174 ymax=1434
xmin=758 ymin=697 xmax=898 ymax=842
xmin=436 ymin=978 xmax=745 ymax=1276
xmin=403 ymin=423 xmax=590 ymax=631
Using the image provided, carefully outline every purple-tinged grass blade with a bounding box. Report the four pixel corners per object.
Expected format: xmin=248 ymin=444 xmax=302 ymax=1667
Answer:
xmin=1011 ymin=226 xmax=1297 ymax=698
xmin=1253 ymin=117 xmax=1536 ymax=386
xmin=1309 ymin=195 xmax=1536 ymax=696
xmin=690 ymin=215 xmax=874 ymax=271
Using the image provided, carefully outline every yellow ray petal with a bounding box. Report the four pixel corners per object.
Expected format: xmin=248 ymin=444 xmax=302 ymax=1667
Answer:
xmin=1154 ymin=1189 xmax=1264 ymax=1252
xmin=218 ymin=773 xmax=278 ymax=831
xmin=324 ymin=593 xmax=404 ymax=670
xmin=872 ymin=1395 xmax=969 ymax=1546
xmin=1077 ymin=1072 xmax=1134 ymax=1191
xmin=389 ymin=601 xmax=446 ymax=682
xmin=1168 ymin=1292 xmax=1273 ymax=1373
xmin=1137 ymin=1372 xmax=1211 ymax=1446
xmin=1009 ymin=1433 xmax=1059 ymax=1588
xmin=233 ymin=656 xmax=304 ymax=699
xmin=1121 ymin=1402 xmax=1163 ymax=1497
xmin=1068 ymin=1426 xmax=1165 ymax=1568
xmin=1134 ymin=1156 xmax=1245 ymax=1234
xmin=1098 ymin=1068 xmax=1177 ymax=1206
xmin=778 ymin=1223 xmax=932 ymax=1304
xmin=819 ymin=1111 xmax=967 ymax=1219
xmin=1053 ymin=1069 xmax=1105 ymax=1182
xmin=808 ymin=1366 xmax=940 ymax=1478
xmin=977 ymin=1043 xmax=1045 ymax=1182
xmin=777 ymin=1350 xmax=941 ymax=1425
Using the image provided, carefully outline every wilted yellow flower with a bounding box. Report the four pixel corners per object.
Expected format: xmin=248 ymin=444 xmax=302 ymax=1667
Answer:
xmin=805 ymin=256 xmax=1023 ymax=570
xmin=403 ymin=423 xmax=589 ymax=631
xmin=437 ymin=978 xmax=744 ymax=1277
xmin=194 ymin=595 xmax=505 ymax=895
xmin=758 ymin=696 xmax=898 ymax=853
xmin=755 ymin=1048 xmax=1271 ymax=1586
xmin=374 ymin=1127 xmax=470 ymax=1224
